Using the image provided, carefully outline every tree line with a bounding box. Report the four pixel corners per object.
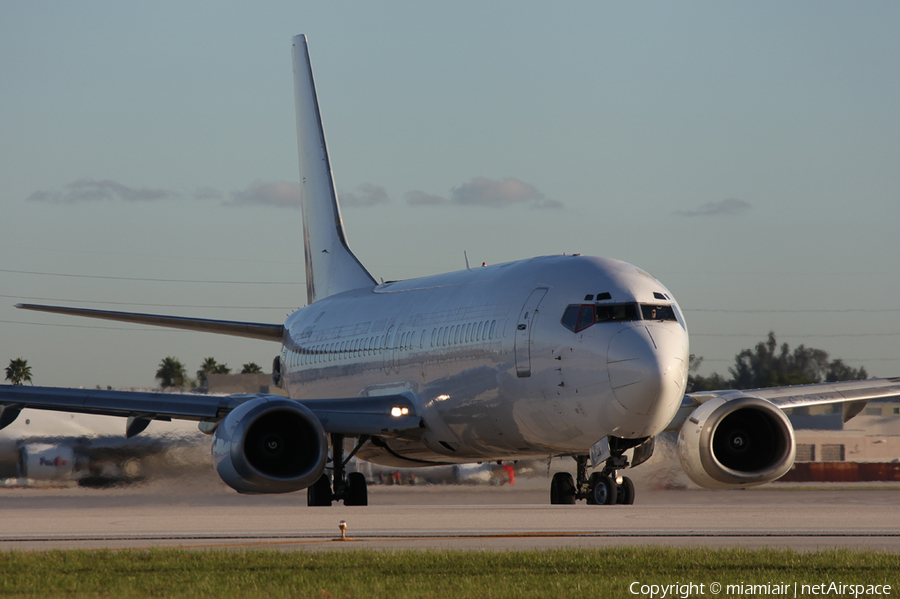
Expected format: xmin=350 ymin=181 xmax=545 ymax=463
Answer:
xmin=155 ymin=357 xmax=264 ymax=389
xmin=688 ymin=331 xmax=867 ymax=392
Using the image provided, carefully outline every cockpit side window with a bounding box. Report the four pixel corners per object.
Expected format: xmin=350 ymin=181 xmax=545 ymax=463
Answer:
xmin=576 ymin=305 xmax=595 ymax=332
xmin=640 ymin=304 xmax=677 ymax=322
xmin=561 ymin=305 xmax=579 ymax=332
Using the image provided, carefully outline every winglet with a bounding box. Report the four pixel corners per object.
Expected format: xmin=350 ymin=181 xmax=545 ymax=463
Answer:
xmin=292 ymin=34 xmax=376 ymax=304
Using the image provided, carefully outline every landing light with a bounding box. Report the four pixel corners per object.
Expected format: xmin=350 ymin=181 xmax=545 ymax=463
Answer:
xmin=391 ymin=406 xmax=409 ymax=417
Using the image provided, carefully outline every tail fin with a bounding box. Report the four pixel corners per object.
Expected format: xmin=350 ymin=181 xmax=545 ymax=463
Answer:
xmin=292 ymin=34 xmax=376 ymax=304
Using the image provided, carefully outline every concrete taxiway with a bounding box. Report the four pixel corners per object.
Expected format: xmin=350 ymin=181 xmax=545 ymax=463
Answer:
xmin=2 ymin=475 xmax=899 ymax=552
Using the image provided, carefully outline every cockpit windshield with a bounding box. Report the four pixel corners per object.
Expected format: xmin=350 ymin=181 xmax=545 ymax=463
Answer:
xmin=596 ymin=304 xmax=639 ymax=322
xmin=561 ymin=302 xmax=677 ymax=333
xmin=640 ymin=304 xmax=677 ymax=322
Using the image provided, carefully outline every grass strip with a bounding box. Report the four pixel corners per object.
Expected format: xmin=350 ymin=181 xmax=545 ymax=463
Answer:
xmin=0 ymin=547 xmax=898 ymax=598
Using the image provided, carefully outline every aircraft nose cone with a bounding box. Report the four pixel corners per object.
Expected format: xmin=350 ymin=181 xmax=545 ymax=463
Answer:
xmin=607 ymin=325 xmax=686 ymax=415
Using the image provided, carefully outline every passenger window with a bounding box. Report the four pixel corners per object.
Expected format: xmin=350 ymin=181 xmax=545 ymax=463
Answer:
xmin=477 ymin=321 xmax=484 ymax=341
xmin=489 ymin=320 xmax=496 ymax=339
xmin=453 ymin=326 xmax=460 ymax=345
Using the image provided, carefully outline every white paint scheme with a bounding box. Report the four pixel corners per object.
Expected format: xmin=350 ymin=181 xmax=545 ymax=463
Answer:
xmin=280 ymin=254 xmax=689 ymax=465
xmin=293 ymin=35 xmax=376 ymax=305
xmin=282 ymin=33 xmax=689 ymax=467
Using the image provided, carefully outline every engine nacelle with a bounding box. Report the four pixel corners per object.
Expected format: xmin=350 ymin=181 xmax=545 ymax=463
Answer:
xmin=212 ymin=396 xmax=328 ymax=494
xmin=19 ymin=444 xmax=76 ymax=480
xmin=677 ymin=394 xmax=795 ymax=489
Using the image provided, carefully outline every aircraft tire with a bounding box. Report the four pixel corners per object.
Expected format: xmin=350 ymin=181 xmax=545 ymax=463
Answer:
xmin=618 ymin=476 xmax=635 ymax=505
xmin=345 ymin=472 xmax=368 ymax=506
xmin=588 ymin=473 xmax=617 ymax=505
xmin=307 ymin=474 xmax=333 ymax=506
xmin=550 ymin=472 xmax=576 ymax=505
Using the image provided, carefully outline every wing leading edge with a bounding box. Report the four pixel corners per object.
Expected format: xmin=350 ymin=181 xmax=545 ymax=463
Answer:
xmin=667 ymin=377 xmax=900 ymax=431
xmin=0 ymin=385 xmax=421 ymax=439
xmin=16 ymin=304 xmax=284 ymax=342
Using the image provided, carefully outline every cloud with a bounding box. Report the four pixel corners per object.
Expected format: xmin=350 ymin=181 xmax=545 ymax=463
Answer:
xmin=405 ymin=190 xmax=449 ymax=206
xmin=340 ymin=184 xmax=389 ymax=207
xmin=193 ymin=187 xmax=224 ymax=200
xmin=27 ymin=179 xmax=177 ymax=203
xmin=406 ymin=177 xmax=562 ymax=209
xmin=673 ymin=198 xmax=752 ymax=217
xmin=229 ymin=180 xmax=301 ymax=208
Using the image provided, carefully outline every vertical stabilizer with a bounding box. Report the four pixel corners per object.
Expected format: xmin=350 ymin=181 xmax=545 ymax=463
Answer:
xmin=292 ymin=34 xmax=376 ymax=304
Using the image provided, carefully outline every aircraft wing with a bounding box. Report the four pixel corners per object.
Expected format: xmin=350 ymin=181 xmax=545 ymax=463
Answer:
xmin=667 ymin=377 xmax=900 ymax=431
xmin=16 ymin=304 xmax=284 ymax=342
xmin=0 ymin=385 xmax=421 ymax=438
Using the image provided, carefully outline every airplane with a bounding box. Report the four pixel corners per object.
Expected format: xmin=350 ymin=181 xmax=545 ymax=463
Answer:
xmin=0 ymin=411 xmax=208 ymax=488
xmin=3 ymin=34 xmax=899 ymax=506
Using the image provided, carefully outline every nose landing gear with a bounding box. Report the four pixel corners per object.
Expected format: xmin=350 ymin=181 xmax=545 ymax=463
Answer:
xmin=549 ymin=455 xmax=635 ymax=505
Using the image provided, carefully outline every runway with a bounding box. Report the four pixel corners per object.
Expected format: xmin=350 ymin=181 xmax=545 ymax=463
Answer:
xmin=2 ymin=477 xmax=899 ymax=552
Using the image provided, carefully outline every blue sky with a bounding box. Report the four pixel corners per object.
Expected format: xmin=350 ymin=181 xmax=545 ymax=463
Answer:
xmin=2 ymin=2 xmax=899 ymax=388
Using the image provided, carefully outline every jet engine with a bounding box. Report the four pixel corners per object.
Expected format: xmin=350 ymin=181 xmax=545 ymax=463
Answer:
xmin=212 ymin=396 xmax=328 ymax=494
xmin=677 ymin=394 xmax=795 ymax=489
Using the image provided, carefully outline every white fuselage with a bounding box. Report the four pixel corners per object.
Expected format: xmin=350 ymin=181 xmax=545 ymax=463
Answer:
xmin=280 ymin=254 xmax=690 ymax=466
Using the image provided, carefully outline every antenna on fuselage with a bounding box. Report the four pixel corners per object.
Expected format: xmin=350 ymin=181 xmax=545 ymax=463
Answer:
xmin=292 ymin=34 xmax=376 ymax=304
xmin=464 ymin=251 xmax=471 ymax=271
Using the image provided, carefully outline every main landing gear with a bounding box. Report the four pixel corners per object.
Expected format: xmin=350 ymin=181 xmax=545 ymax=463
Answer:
xmin=308 ymin=433 xmax=369 ymax=506
xmin=549 ymin=455 xmax=635 ymax=506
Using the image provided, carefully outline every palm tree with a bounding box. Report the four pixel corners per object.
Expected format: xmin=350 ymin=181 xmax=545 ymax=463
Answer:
xmin=155 ymin=356 xmax=187 ymax=388
xmin=197 ymin=357 xmax=232 ymax=387
xmin=5 ymin=358 xmax=33 ymax=385
xmin=241 ymin=362 xmax=263 ymax=374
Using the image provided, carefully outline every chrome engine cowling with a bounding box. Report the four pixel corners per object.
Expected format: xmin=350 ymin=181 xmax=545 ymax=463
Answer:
xmin=677 ymin=394 xmax=795 ymax=489
xmin=212 ymin=396 xmax=327 ymax=494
